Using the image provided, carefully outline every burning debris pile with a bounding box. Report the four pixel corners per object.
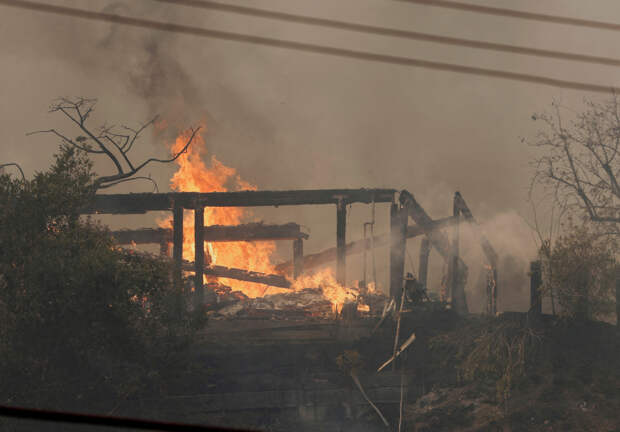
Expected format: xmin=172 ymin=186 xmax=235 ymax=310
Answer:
xmin=202 ymin=276 xmax=385 ymax=320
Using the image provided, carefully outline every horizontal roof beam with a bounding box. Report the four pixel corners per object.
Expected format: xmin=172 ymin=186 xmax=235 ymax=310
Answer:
xmin=83 ymin=189 xmax=396 ymax=214
xmin=111 ymin=223 xmax=309 ymax=244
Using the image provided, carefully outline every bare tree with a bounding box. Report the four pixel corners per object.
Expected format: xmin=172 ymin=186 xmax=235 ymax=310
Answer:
xmin=530 ymin=95 xmax=620 ymax=226
xmin=28 ymin=97 xmax=200 ymax=191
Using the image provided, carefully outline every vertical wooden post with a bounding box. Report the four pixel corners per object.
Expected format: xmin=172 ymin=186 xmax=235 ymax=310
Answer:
xmin=336 ymin=199 xmax=347 ymax=286
xmin=450 ymin=197 xmax=460 ymax=310
xmin=390 ymin=204 xmax=407 ymax=299
xmin=450 ymin=193 xmax=469 ymax=314
xmin=418 ymin=237 xmax=430 ymax=290
xmin=530 ymin=261 xmax=542 ymax=315
xmin=362 ymin=223 xmax=369 ymax=288
xmin=293 ymin=238 xmax=304 ymax=279
xmin=172 ymin=202 xmax=184 ymax=293
xmin=194 ymin=206 xmax=205 ymax=306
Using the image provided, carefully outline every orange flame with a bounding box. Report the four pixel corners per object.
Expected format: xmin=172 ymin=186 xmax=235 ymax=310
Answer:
xmin=290 ymin=269 xmax=359 ymax=313
xmin=160 ymin=127 xmax=370 ymax=310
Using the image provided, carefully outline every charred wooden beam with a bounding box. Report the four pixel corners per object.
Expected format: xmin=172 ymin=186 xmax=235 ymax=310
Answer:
xmin=400 ymin=190 xmax=468 ymax=314
xmin=172 ymin=203 xmax=184 ymax=293
xmin=453 ymin=191 xmax=498 ymax=314
xmin=82 ymin=189 xmax=396 ymax=214
xmin=418 ymin=237 xmax=430 ymax=290
xmin=453 ymin=192 xmax=498 ymax=267
xmin=293 ymin=238 xmax=304 ymax=279
xmin=389 ymin=204 xmax=407 ymax=299
xmin=181 ymin=262 xmax=292 ymax=289
xmin=336 ymin=199 xmax=347 ymax=286
xmin=111 ymin=223 xmax=308 ymax=245
xmin=195 ymin=206 xmax=205 ymax=304
xmin=399 ymin=190 xmax=452 ymax=259
xmin=203 ymin=223 xmax=308 ymax=242
xmin=274 ymin=216 xmax=457 ymax=275
xmin=450 ymin=194 xmax=468 ymax=314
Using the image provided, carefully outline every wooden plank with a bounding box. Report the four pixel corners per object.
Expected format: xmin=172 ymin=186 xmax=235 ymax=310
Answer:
xmin=82 ymin=189 xmax=396 ymax=214
xmin=389 ymin=204 xmax=407 ymax=299
xmin=172 ymin=203 xmax=184 ymax=293
xmin=399 ymin=190 xmax=453 ymax=259
xmin=111 ymin=223 xmax=308 ymax=245
xmin=418 ymin=237 xmax=430 ymax=290
xmin=454 ymin=191 xmax=498 ymax=314
xmin=274 ymin=216 xmax=458 ymax=275
xmin=293 ymin=238 xmax=304 ymax=279
xmin=182 ymin=263 xmax=292 ymax=289
xmin=450 ymin=194 xmax=468 ymax=314
xmin=336 ymin=200 xmax=347 ymax=286
xmin=400 ymin=190 xmax=468 ymax=314
xmin=203 ymin=222 xmax=308 ymax=242
xmin=195 ymin=207 xmax=205 ymax=304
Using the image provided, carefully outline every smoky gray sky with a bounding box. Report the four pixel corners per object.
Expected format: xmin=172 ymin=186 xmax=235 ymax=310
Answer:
xmin=2 ymin=0 xmax=620 ymax=311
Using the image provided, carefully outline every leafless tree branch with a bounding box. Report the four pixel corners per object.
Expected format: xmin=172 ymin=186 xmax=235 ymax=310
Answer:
xmin=530 ymin=94 xmax=620 ymax=225
xmin=98 ymin=176 xmax=159 ymax=193
xmin=29 ymin=98 xmax=199 ymax=192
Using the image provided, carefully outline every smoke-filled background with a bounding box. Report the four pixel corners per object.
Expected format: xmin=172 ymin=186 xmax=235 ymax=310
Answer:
xmin=2 ymin=0 xmax=620 ymax=312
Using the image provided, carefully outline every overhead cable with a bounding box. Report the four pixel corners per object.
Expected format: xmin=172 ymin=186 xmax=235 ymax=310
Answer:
xmin=156 ymin=0 xmax=620 ymax=67
xmin=396 ymin=0 xmax=620 ymax=32
xmin=0 ymin=0 xmax=618 ymax=94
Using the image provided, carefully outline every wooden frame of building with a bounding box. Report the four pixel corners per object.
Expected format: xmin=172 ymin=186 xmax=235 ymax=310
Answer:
xmin=88 ymin=188 xmax=497 ymax=314
xmin=87 ymin=189 xmax=396 ymax=300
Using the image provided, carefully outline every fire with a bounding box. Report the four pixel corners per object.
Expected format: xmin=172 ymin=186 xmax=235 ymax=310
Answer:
xmin=160 ymin=128 xmax=279 ymax=297
xmin=160 ymin=127 xmax=369 ymax=310
xmin=290 ymin=269 xmax=359 ymax=313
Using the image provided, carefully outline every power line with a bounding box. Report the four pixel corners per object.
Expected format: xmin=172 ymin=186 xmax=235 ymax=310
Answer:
xmin=1 ymin=0 xmax=618 ymax=94
xmin=155 ymin=0 xmax=620 ymax=67
xmin=396 ymin=0 xmax=620 ymax=32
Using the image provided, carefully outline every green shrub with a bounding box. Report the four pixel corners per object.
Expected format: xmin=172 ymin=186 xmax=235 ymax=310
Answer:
xmin=0 ymin=146 xmax=202 ymax=409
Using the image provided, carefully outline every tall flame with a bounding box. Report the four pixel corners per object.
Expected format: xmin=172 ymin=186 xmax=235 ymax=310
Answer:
xmin=160 ymin=127 xmax=369 ymax=310
xmin=161 ymin=128 xmax=279 ymax=297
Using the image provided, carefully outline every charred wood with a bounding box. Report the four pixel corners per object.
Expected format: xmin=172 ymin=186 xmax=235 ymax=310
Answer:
xmin=453 ymin=192 xmax=498 ymax=267
xmin=182 ymin=262 xmax=292 ymax=289
xmin=82 ymin=189 xmax=396 ymax=214
xmin=400 ymin=190 xmax=468 ymax=314
xmin=275 ymin=216 xmax=457 ymax=275
xmin=111 ymin=223 xmax=308 ymax=245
